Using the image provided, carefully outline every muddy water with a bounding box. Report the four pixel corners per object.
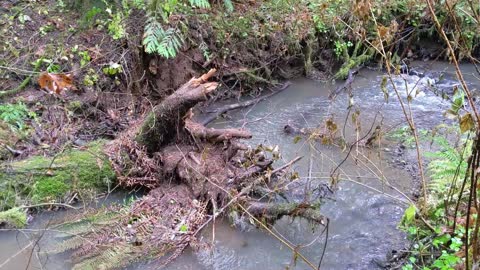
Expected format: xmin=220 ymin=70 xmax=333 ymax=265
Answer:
xmin=0 ymin=62 xmax=476 ymax=270
xmin=162 ymin=63 xmax=473 ymax=270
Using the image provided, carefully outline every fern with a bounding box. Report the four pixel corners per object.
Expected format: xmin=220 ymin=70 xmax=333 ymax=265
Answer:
xmin=142 ymin=17 xmax=184 ymax=58
xmin=72 ymin=246 xmax=136 ymax=270
xmin=50 ymin=235 xmax=86 ymax=254
xmin=189 ymin=0 xmax=210 ymax=8
xmin=425 ymin=136 xmax=471 ymax=196
xmin=142 ymin=0 xmax=221 ymax=58
xmin=223 ymin=0 xmax=234 ymax=12
xmin=158 ymin=28 xmax=184 ymax=58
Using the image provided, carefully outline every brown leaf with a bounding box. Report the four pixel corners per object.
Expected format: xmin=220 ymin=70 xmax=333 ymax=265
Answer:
xmin=459 ymin=113 xmax=474 ymax=133
xmin=38 ymin=72 xmax=75 ymax=95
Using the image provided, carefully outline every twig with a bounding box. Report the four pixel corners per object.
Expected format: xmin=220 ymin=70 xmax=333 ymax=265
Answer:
xmin=0 ymin=59 xmax=41 ymax=99
xmin=271 ymin=156 xmax=302 ymax=175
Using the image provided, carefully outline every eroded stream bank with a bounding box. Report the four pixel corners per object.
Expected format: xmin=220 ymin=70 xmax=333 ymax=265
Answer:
xmin=1 ymin=61 xmax=475 ymax=270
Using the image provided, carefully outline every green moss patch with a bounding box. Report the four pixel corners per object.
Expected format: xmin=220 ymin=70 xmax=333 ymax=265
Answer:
xmin=0 ymin=208 xmax=27 ymax=228
xmin=0 ymin=140 xmax=115 ymax=210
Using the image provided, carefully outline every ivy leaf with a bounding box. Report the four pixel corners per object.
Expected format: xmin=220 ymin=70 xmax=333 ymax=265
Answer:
xmin=450 ymin=87 xmax=464 ymax=115
xmin=459 ymin=113 xmax=474 ymax=133
xmin=403 ymin=204 xmax=416 ymax=224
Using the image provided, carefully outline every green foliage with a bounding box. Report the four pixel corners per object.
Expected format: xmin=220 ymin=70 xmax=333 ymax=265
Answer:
xmin=401 ymin=207 xmax=463 ymax=270
xmin=425 ymin=135 xmax=471 ymax=198
xmin=334 ymin=40 xmax=352 ymax=59
xmin=0 ymin=102 xmax=36 ymax=132
xmin=399 ymin=127 xmax=471 ymax=269
xmin=0 ymin=208 xmax=27 ymax=228
xmin=223 ymin=0 xmax=233 ymax=12
xmin=446 ymin=89 xmax=465 ymax=118
xmin=142 ymin=18 xmax=183 ymax=58
xmin=83 ymin=68 xmax=99 ymax=86
xmin=102 ymin=62 xmax=123 ymax=76
xmin=387 ymin=126 xmax=428 ymax=148
xmin=189 ymin=0 xmax=210 ymax=9
xmin=106 ymin=8 xmax=126 ymax=40
xmin=84 ymin=6 xmax=102 ymax=23
xmin=140 ymin=0 xmax=235 ymax=58
xmin=401 ymin=204 xmax=416 ymax=226
xmin=78 ymin=50 xmax=91 ymax=67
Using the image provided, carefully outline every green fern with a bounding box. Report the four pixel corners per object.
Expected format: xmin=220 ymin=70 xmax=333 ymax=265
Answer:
xmin=50 ymin=235 xmax=86 ymax=254
xmin=142 ymin=17 xmax=184 ymax=58
xmin=223 ymin=0 xmax=233 ymax=12
xmin=189 ymin=0 xmax=210 ymax=8
xmin=425 ymin=136 xmax=471 ymax=195
xmin=71 ymin=246 xmax=134 ymax=270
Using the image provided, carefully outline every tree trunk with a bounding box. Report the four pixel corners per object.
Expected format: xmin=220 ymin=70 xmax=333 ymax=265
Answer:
xmin=135 ymin=69 xmax=219 ymax=152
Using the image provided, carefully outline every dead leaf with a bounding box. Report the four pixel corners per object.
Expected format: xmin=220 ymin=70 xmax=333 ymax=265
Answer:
xmin=38 ymin=72 xmax=75 ymax=95
xmin=459 ymin=113 xmax=474 ymax=133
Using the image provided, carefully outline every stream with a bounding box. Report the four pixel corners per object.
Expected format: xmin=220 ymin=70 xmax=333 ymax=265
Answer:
xmin=1 ymin=61 xmax=478 ymax=270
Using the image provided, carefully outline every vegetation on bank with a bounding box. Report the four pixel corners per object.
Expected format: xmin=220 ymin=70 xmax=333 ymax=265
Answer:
xmin=392 ymin=125 xmax=473 ymax=269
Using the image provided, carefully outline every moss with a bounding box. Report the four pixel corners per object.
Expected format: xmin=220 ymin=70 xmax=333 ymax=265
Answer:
xmin=67 ymin=101 xmax=84 ymax=112
xmin=334 ymin=51 xmax=374 ymax=79
xmin=32 ymin=178 xmax=70 ymax=203
xmin=0 ymin=208 xmax=27 ymax=228
xmin=0 ymin=140 xmax=116 ymax=209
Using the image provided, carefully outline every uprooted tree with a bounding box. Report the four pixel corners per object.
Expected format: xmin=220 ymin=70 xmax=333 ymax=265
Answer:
xmin=0 ymin=70 xmax=325 ymax=269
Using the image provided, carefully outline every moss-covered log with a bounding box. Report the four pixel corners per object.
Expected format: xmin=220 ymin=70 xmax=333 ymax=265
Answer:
xmin=0 ymin=140 xmax=115 ymax=211
xmin=334 ymin=47 xmax=374 ymax=79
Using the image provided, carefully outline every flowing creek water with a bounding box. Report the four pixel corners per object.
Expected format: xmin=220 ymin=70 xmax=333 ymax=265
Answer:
xmin=1 ymin=62 xmax=479 ymax=270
